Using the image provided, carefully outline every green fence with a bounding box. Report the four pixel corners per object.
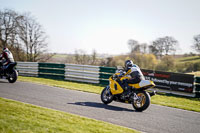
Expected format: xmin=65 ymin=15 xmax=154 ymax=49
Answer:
xmin=36 ymin=63 xmax=116 ymax=84
xmin=194 ymin=77 xmax=200 ymax=97
xmin=99 ymin=66 xmax=116 ymax=85
xmin=17 ymin=62 xmax=200 ymax=98
xmin=38 ymin=63 xmax=65 ymax=80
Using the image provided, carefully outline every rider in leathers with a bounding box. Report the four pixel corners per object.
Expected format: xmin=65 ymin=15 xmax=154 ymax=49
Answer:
xmin=0 ymin=48 xmax=15 ymax=74
xmin=121 ymin=60 xmax=145 ymax=96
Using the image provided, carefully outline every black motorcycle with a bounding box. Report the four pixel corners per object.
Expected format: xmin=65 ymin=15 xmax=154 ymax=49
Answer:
xmin=0 ymin=62 xmax=18 ymax=83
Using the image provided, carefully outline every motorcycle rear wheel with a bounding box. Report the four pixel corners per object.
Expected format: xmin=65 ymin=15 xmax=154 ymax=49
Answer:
xmin=101 ymin=86 xmax=113 ymax=104
xmin=132 ymin=91 xmax=150 ymax=112
xmin=8 ymin=69 xmax=18 ymax=83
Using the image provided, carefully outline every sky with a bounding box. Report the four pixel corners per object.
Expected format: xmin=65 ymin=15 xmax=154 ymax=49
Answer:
xmin=1 ymin=0 xmax=200 ymax=55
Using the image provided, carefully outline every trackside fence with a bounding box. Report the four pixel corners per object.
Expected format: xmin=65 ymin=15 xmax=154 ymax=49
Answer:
xmin=16 ymin=62 xmax=200 ymax=98
xmin=194 ymin=77 xmax=200 ymax=97
xmin=16 ymin=62 xmax=38 ymax=77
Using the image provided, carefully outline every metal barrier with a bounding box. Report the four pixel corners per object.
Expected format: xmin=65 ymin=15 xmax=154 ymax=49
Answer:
xmin=16 ymin=62 xmax=38 ymax=77
xmin=38 ymin=63 xmax=65 ymax=80
xmin=16 ymin=62 xmax=116 ymax=85
xmin=65 ymin=64 xmax=100 ymax=84
xmin=16 ymin=62 xmax=199 ymax=97
xmin=194 ymin=77 xmax=200 ymax=98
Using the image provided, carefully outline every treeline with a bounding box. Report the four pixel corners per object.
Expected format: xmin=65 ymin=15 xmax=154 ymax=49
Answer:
xmin=52 ymin=50 xmax=199 ymax=73
xmin=0 ymin=9 xmax=51 ymax=62
xmin=104 ymin=53 xmax=200 ymax=73
xmin=103 ymin=36 xmax=200 ymax=73
xmin=64 ymin=36 xmax=200 ymax=73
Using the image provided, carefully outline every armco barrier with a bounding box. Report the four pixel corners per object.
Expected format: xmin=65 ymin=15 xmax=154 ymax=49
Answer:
xmin=16 ymin=62 xmax=38 ymax=77
xmin=194 ymin=77 xmax=200 ymax=98
xmin=38 ymin=63 xmax=65 ymax=80
xmin=16 ymin=62 xmax=115 ymax=85
xmin=99 ymin=66 xmax=116 ymax=85
xmin=16 ymin=62 xmax=199 ymax=97
xmin=65 ymin=64 xmax=100 ymax=84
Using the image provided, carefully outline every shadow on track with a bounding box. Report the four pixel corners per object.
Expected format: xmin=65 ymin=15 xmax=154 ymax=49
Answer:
xmin=68 ymin=102 xmax=135 ymax=112
xmin=0 ymin=80 xmax=8 ymax=83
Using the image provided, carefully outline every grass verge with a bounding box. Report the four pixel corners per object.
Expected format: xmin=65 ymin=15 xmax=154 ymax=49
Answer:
xmin=0 ymin=97 xmax=138 ymax=133
xmin=18 ymin=76 xmax=200 ymax=112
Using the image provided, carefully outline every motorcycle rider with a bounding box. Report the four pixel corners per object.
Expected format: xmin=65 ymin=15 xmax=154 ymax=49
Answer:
xmin=121 ymin=60 xmax=145 ymax=97
xmin=0 ymin=47 xmax=15 ymax=74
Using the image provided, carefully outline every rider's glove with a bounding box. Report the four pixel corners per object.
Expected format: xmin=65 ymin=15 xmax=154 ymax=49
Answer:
xmin=113 ymin=74 xmax=118 ymax=79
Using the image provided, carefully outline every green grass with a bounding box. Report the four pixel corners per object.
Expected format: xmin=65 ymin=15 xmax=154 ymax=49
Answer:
xmin=176 ymin=56 xmax=200 ymax=63
xmin=151 ymin=94 xmax=200 ymax=112
xmin=18 ymin=76 xmax=200 ymax=112
xmin=19 ymin=76 xmax=103 ymax=94
xmin=0 ymin=97 xmax=138 ymax=133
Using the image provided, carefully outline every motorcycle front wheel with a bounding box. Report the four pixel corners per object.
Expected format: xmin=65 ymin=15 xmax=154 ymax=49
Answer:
xmin=132 ymin=91 xmax=150 ymax=112
xmin=8 ymin=69 xmax=18 ymax=83
xmin=101 ymin=86 xmax=113 ymax=104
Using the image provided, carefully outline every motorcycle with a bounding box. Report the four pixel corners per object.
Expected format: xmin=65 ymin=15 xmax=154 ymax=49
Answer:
xmin=101 ymin=69 xmax=156 ymax=112
xmin=0 ymin=61 xmax=18 ymax=83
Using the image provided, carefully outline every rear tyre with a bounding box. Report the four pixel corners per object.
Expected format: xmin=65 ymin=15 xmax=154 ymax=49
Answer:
xmin=101 ymin=86 xmax=113 ymax=104
xmin=132 ymin=91 xmax=150 ymax=112
xmin=8 ymin=69 xmax=18 ymax=83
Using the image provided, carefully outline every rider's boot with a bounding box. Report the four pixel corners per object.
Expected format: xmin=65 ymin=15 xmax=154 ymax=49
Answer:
xmin=122 ymin=86 xmax=131 ymax=98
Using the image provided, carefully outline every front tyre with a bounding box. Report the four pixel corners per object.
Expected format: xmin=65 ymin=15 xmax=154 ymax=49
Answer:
xmin=132 ymin=91 xmax=150 ymax=112
xmin=101 ymin=86 xmax=113 ymax=104
xmin=8 ymin=69 xmax=18 ymax=83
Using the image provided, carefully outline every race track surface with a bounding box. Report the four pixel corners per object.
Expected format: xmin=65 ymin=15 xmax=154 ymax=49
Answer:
xmin=0 ymin=80 xmax=200 ymax=133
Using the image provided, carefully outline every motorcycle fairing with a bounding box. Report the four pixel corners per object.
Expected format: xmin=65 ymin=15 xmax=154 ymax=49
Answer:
xmin=109 ymin=77 xmax=124 ymax=95
xmin=109 ymin=75 xmax=155 ymax=95
xmin=128 ymin=80 xmax=155 ymax=89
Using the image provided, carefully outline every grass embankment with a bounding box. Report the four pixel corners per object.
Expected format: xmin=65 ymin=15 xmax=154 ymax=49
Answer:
xmin=18 ymin=76 xmax=200 ymax=112
xmin=176 ymin=55 xmax=200 ymax=63
xmin=0 ymin=97 xmax=138 ymax=133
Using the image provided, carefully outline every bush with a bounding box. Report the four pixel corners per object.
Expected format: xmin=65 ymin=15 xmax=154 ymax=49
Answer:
xmin=175 ymin=62 xmax=200 ymax=73
xmin=156 ymin=55 xmax=176 ymax=72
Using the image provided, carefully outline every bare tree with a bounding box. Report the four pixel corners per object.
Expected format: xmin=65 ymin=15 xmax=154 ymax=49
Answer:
xmin=91 ymin=49 xmax=97 ymax=65
xmin=0 ymin=9 xmax=26 ymax=61
xmin=192 ymin=34 xmax=200 ymax=54
xmin=0 ymin=9 xmax=22 ymax=48
xmin=128 ymin=39 xmax=139 ymax=53
xmin=150 ymin=36 xmax=178 ymax=57
xmin=74 ymin=49 xmax=90 ymax=64
xmin=140 ymin=43 xmax=148 ymax=54
xmin=17 ymin=13 xmax=48 ymax=62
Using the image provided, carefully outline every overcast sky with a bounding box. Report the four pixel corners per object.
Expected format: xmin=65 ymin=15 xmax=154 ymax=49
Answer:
xmin=1 ymin=0 xmax=200 ymax=54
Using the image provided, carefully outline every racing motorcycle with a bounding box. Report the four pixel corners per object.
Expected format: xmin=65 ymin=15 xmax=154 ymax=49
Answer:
xmin=101 ymin=69 xmax=156 ymax=112
xmin=0 ymin=61 xmax=18 ymax=83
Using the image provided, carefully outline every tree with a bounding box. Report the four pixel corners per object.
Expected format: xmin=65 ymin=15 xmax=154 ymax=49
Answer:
xmin=128 ymin=39 xmax=139 ymax=53
xmin=140 ymin=43 xmax=148 ymax=54
xmin=91 ymin=49 xmax=97 ymax=65
xmin=17 ymin=13 xmax=48 ymax=62
xmin=74 ymin=49 xmax=90 ymax=65
xmin=0 ymin=9 xmax=49 ymax=62
xmin=0 ymin=9 xmax=22 ymax=48
xmin=150 ymin=36 xmax=178 ymax=57
xmin=0 ymin=9 xmax=26 ymax=61
xmin=156 ymin=55 xmax=176 ymax=72
xmin=192 ymin=34 xmax=200 ymax=54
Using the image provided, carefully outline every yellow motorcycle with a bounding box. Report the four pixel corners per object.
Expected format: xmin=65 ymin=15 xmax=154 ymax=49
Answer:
xmin=101 ymin=70 xmax=156 ymax=112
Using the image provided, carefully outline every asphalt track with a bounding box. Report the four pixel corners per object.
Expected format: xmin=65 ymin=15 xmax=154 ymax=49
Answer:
xmin=0 ymin=79 xmax=200 ymax=133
